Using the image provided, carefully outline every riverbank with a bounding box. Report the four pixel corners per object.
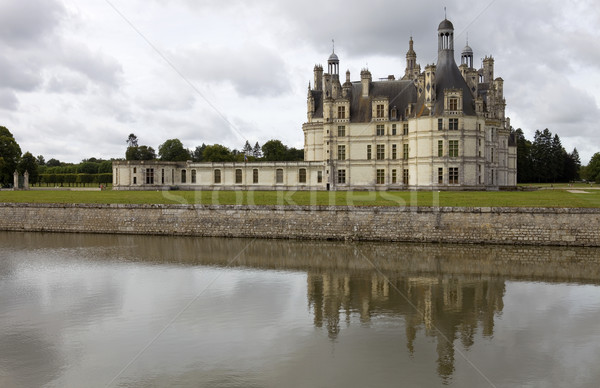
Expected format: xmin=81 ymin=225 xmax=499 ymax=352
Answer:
xmin=1 ymin=203 xmax=599 ymax=246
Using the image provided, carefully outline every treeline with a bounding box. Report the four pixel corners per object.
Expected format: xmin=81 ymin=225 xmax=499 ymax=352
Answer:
xmin=37 ymin=158 xmax=113 ymax=186
xmin=515 ymin=128 xmax=583 ymax=183
xmin=125 ymin=134 xmax=303 ymax=163
xmin=0 ymin=125 xmax=116 ymax=187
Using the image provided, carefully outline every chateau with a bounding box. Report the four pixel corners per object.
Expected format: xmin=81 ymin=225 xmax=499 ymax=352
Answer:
xmin=113 ymin=18 xmax=517 ymax=190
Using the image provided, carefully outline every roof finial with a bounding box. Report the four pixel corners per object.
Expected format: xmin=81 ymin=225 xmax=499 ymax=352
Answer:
xmin=466 ymin=32 xmax=469 ymax=45
xmin=444 ymin=6 xmax=447 ymax=19
xmin=332 ymin=39 xmax=335 ymax=54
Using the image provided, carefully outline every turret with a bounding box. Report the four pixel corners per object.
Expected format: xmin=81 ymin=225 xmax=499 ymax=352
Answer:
xmin=403 ymin=37 xmax=420 ymax=80
xmin=461 ymin=39 xmax=474 ymax=68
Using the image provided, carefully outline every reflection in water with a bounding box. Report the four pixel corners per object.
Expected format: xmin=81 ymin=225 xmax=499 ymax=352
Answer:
xmin=307 ymin=272 xmax=504 ymax=380
xmin=1 ymin=231 xmax=600 ymax=387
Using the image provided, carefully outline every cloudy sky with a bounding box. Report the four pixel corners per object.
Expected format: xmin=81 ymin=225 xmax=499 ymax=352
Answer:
xmin=1 ymin=0 xmax=599 ymax=164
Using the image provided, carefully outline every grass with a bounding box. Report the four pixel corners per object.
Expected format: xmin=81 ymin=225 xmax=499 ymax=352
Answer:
xmin=1 ymin=188 xmax=600 ymax=208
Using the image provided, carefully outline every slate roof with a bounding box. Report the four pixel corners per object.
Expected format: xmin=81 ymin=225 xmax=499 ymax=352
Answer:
xmin=349 ymin=80 xmax=417 ymax=122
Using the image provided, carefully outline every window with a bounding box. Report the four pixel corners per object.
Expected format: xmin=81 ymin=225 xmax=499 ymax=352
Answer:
xmin=337 ymin=145 xmax=346 ymax=160
xmin=392 ymin=124 xmax=397 ymax=135
xmin=449 ymin=118 xmax=459 ymax=130
xmin=449 ymin=167 xmax=459 ymax=184
xmin=438 ymin=140 xmax=443 ymax=157
xmin=191 ymin=169 xmax=196 ymax=184
xmin=491 ymin=148 xmax=494 ymax=163
xmin=403 ymin=169 xmax=409 ymax=185
xmin=337 ymin=125 xmax=345 ymax=136
xmin=391 ymin=107 xmax=397 ymax=120
xmin=376 ymin=144 xmax=385 ymax=160
xmin=214 ymin=169 xmax=221 ymax=184
xmin=403 ymin=123 xmax=409 ymax=135
xmin=449 ymin=98 xmax=458 ymax=111
xmin=438 ymin=118 xmax=443 ymax=131
xmin=337 ymin=169 xmax=346 ymax=184
xmin=161 ymin=169 xmax=165 ymax=184
xmin=133 ymin=176 xmax=137 ymax=184
xmin=376 ymin=104 xmax=385 ymax=118
xmin=376 ymin=169 xmax=385 ymax=184
xmin=253 ymin=169 xmax=259 ymax=184
xmin=438 ymin=167 xmax=443 ymax=184
xmin=392 ymin=169 xmax=397 ymax=184
xmin=181 ymin=169 xmax=186 ymax=183
xmin=449 ymin=140 xmax=458 ymax=157
xmin=146 ymin=168 xmax=154 ymax=184
xmin=276 ymin=168 xmax=283 ymax=184
xmin=235 ymin=169 xmax=242 ymax=184
xmin=317 ymin=171 xmax=323 ymax=183
xmin=367 ymin=145 xmax=372 ymax=160
xmin=376 ymin=124 xmax=385 ymax=136
xmin=337 ymin=106 xmax=346 ymax=119
xmin=299 ymin=168 xmax=306 ymax=183
xmin=133 ymin=167 xmax=136 ymax=173
xmin=403 ymin=144 xmax=409 ymax=160
xmin=392 ymin=144 xmax=397 ymax=160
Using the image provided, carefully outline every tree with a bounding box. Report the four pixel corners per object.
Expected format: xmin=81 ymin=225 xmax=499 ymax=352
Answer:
xmin=36 ymin=155 xmax=46 ymax=166
xmin=192 ymin=144 xmax=206 ymax=162
xmin=126 ymin=145 xmax=156 ymax=160
xmin=530 ymin=129 xmax=553 ymax=182
xmin=253 ymin=141 xmax=262 ymax=158
xmin=158 ymin=139 xmax=191 ymax=161
xmin=261 ymin=139 xmax=288 ymax=161
xmin=17 ymin=152 xmax=39 ymax=184
xmin=585 ymin=152 xmax=600 ymax=183
xmin=0 ymin=126 xmax=22 ymax=185
xmin=514 ymin=128 xmax=533 ymax=183
xmin=563 ymin=148 xmax=581 ymax=182
xmin=98 ymin=160 xmax=113 ymax=174
xmin=242 ymin=140 xmax=253 ymax=156
xmin=78 ymin=161 xmax=99 ymax=174
xmin=46 ymin=158 xmax=61 ymax=167
xmin=202 ymin=144 xmax=234 ymax=162
xmin=287 ymin=147 xmax=304 ymax=161
xmin=126 ymin=133 xmax=138 ymax=147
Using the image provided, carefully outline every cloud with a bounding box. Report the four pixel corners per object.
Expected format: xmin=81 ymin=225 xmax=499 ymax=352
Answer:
xmin=0 ymin=89 xmax=19 ymax=110
xmin=0 ymin=0 xmax=65 ymax=46
xmin=171 ymin=43 xmax=291 ymax=97
xmin=0 ymin=53 xmax=43 ymax=91
xmin=57 ymin=41 xmax=123 ymax=89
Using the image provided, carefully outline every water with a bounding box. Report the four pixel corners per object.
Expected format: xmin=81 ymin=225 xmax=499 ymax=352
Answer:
xmin=1 ymin=232 xmax=600 ymax=387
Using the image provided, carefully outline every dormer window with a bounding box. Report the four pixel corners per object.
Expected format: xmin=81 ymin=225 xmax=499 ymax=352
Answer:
xmin=449 ymin=98 xmax=458 ymax=111
xmin=391 ymin=107 xmax=397 ymax=120
xmin=376 ymin=104 xmax=385 ymax=118
xmin=338 ymin=106 xmax=346 ymax=119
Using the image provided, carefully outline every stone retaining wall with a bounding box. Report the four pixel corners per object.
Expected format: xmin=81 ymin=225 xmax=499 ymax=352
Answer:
xmin=1 ymin=203 xmax=599 ymax=246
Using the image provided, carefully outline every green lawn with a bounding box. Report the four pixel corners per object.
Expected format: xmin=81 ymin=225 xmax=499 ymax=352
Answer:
xmin=1 ymin=189 xmax=600 ymax=208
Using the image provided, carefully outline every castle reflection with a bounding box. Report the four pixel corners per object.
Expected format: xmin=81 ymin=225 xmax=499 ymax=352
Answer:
xmin=3 ymin=231 xmax=600 ymax=382
xmin=307 ymin=271 xmax=505 ymax=379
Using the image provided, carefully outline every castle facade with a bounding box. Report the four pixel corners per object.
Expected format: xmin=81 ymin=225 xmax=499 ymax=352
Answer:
xmin=113 ymin=18 xmax=516 ymax=190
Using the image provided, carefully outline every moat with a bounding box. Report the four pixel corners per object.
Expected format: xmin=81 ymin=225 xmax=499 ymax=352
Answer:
xmin=1 ymin=232 xmax=600 ymax=387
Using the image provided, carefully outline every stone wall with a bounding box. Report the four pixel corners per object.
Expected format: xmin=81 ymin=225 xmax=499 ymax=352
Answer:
xmin=0 ymin=203 xmax=599 ymax=246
